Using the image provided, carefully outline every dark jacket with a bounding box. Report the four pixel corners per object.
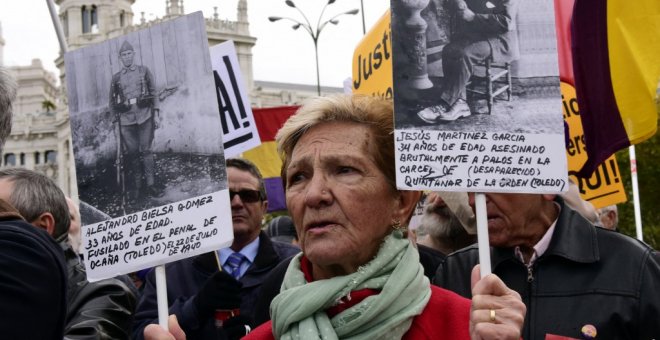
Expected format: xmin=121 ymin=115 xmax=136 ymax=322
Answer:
xmin=417 ymin=243 xmax=446 ymax=279
xmin=0 ymin=204 xmax=68 ymax=339
xmin=61 ymin=241 xmax=137 ymax=340
xmin=434 ymin=198 xmax=660 ymax=340
xmin=132 ymin=233 xmax=300 ymax=340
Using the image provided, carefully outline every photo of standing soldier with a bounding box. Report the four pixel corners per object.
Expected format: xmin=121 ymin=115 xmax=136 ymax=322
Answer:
xmin=67 ymin=13 xmax=227 ymax=222
xmin=109 ymin=41 xmax=161 ymax=205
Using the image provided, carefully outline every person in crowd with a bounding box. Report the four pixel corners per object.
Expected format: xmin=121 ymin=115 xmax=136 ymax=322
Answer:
xmin=251 ymin=193 xmax=453 ymax=327
xmin=265 ymin=215 xmax=299 ymax=245
xmin=417 ymin=0 xmax=520 ymax=123
xmin=66 ymin=196 xmax=83 ymax=254
xmin=145 ymin=95 xmax=526 ymax=340
xmin=133 ymin=158 xmax=300 ymax=340
xmin=0 ymin=66 xmax=68 ymax=339
xmin=417 ymin=191 xmax=477 ymax=255
xmin=434 ymin=191 xmax=660 ymax=339
xmin=0 ymin=168 xmax=138 ymax=339
xmin=597 ymin=204 xmax=618 ymax=231
xmin=130 ymin=267 xmax=153 ymax=292
xmin=414 ymin=192 xmax=478 ymax=280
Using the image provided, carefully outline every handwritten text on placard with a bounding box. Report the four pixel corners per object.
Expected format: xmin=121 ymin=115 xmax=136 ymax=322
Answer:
xmin=83 ymin=192 xmax=233 ymax=281
xmin=395 ymin=130 xmax=567 ymax=193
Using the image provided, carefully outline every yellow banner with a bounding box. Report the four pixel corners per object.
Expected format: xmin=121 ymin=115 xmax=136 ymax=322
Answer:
xmin=352 ymin=10 xmax=393 ymax=98
xmin=562 ymin=82 xmax=627 ymax=208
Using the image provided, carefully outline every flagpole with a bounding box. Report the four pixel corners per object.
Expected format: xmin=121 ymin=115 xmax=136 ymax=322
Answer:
xmin=46 ymin=0 xmax=68 ymax=53
xmin=629 ymin=145 xmax=644 ymax=241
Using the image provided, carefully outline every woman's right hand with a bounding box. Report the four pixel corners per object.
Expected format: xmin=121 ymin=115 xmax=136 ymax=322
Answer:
xmin=144 ymin=315 xmax=187 ymax=340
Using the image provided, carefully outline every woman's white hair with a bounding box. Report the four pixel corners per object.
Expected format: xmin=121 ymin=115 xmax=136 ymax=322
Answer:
xmin=276 ymin=94 xmax=397 ymax=191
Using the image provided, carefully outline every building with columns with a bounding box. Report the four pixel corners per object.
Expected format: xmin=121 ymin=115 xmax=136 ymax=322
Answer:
xmin=1 ymin=0 xmax=341 ymax=199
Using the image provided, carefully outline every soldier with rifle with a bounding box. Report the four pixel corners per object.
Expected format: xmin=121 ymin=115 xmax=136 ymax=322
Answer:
xmin=109 ymin=40 xmax=161 ymax=207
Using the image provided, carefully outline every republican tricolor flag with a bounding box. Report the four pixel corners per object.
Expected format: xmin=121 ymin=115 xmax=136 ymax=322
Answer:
xmin=243 ymin=106 xmax=299 ymax=212
xmin=569 ymin=0 xmax=660 ymax=177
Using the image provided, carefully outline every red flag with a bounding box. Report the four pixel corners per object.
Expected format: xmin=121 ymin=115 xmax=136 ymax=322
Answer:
xmin=243 ymin=106 xmax=299 ymax=212
xmin=553 ymin=0 xmax=575 ymax=86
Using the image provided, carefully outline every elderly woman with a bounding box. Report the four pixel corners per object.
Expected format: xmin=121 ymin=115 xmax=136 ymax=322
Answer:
xmin=146 ymin=95 xmax=525 ymax=340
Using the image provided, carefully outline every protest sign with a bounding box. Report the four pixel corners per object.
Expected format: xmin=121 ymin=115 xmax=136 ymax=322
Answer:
xmin=64 ymin=12 xmax=233 ymax=281
xmin=562 ymin=82 xmax=627 ymax=208
xmin=83 ymin=193 xmax=232 ymax=281
xmin=211 ymin=41 xmax=260 ymax=157
xmin=352 ymin=10 xmax=393 ymax=98
xmin=391 ymin=0 xmax=567 ymax=194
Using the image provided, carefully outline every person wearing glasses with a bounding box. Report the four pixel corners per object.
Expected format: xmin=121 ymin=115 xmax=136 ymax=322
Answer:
xmin=132 ymin=158 xmax=300 ymax=340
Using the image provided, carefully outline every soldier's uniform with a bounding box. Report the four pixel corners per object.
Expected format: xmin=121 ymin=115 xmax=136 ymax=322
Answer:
xmin=109 ymin=41 xmax=157 ymax=201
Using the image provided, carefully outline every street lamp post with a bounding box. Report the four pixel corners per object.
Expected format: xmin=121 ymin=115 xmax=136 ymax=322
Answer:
xmin=360 ymin=0 xmax=366 ymax=34
xmin=269 ymin=0 xmax=359 ymax=96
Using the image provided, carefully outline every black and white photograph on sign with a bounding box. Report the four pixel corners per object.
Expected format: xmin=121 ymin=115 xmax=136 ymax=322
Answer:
xmin=65 ymin=12 xmax=227 ymax=223
xmin=391 ymin=0 xmax=567 ymax=193
xmin=210 ymin=41 xmax=261 ymax=158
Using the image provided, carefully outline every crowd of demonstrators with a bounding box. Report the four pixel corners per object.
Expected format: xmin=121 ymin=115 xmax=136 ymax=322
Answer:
xmin=0 ymin=168 xmax=138 ymax=339
xmin=133 ymin=158 xmax=299 ymax=340
xmin=146 ymin=94 xmax=526 ymax=340
xmin=434 ymin=192 xmax=660 ymax=339
xmin=0 ymin=66 xmax=69 ymax=339
xmin=3 ymin=60 xmax=659 ymax=340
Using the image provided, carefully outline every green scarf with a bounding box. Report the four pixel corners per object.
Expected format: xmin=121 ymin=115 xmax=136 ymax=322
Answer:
xmin=270 ymin=232 xmax=431 ymax=340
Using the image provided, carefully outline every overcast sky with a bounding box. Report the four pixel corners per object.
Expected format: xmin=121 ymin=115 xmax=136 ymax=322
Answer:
xmin=0 ymin=0 xmax=390 ymax=88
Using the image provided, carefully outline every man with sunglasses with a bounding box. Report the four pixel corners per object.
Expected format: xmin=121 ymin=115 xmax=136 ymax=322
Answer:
xmin=133 ymin=158 xmax=300 ymax=340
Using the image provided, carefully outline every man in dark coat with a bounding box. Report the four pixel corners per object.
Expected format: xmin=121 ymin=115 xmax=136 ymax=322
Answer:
xmin=0 ymin=66 xmax=68 ymax=339
xmin=0 ymin=200 xmax=68 ymax=339
xmin=0 ymin=168 xmax=138 ymax=339
xmin=418 ymin=0 xmax=520 ymax=122
xmin=434 ymin=193 xmax=660 ymax=339
xmin=133 ymin=158 xmax=299 ymax=340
